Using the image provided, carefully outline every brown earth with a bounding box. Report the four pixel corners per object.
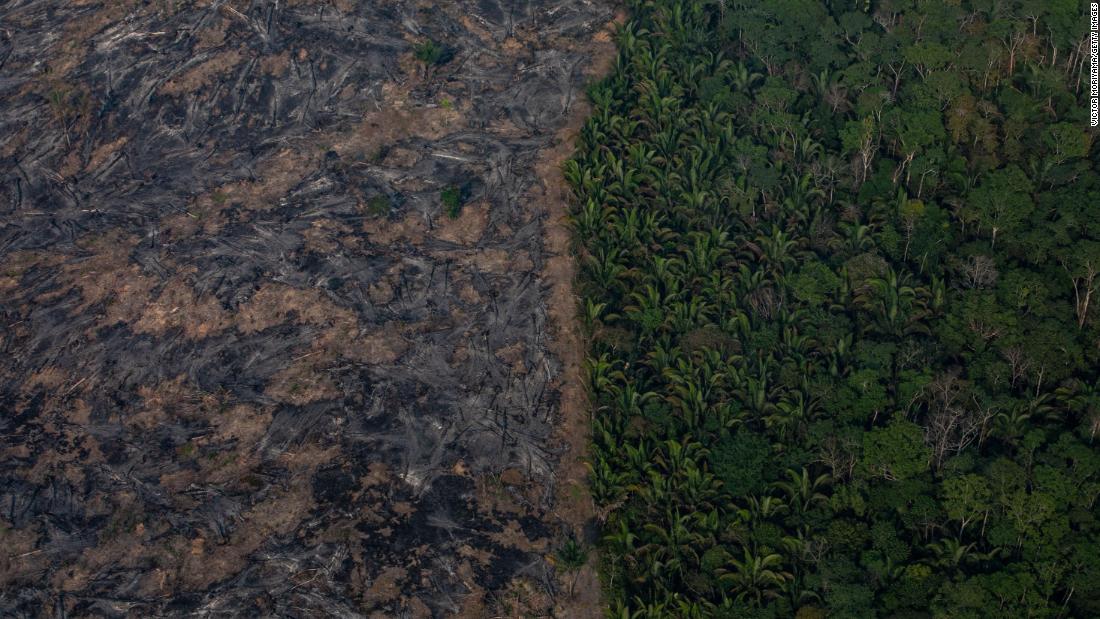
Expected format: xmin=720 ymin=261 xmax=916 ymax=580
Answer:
xmin=530 ymin=14 xmax=624 ymax=617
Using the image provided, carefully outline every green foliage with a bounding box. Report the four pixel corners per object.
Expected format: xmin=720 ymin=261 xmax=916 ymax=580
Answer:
xmin=413 ymin=39 xmax=452 ymax=67
xmin=965 ymin=165 xmax=1034 ymax=248
xmin=568 ymin=0 xmax=1100 ymax=615
xmin=441 ymin=184 xmax=466 ymax=218
xmin=942 ymin=474 xmax=992 ymax=532
xmin=860 ymin=419 xmax=931 ymax=481
xmin=789 ymin=263 xmax=840 ymax=305
xmin=710 ymin=430 xmax=771 ymax=496
xmin=555 ymin=537 xmax=588 ymax=572
xmin=555 ymin=536 xmax=589 ymax=597
xmin=366 ymin=194 xmax=392 ymax=217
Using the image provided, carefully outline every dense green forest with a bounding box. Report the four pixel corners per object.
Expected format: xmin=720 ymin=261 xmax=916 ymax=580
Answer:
xmin=565 ymin=0 xmax=1100 ymax=616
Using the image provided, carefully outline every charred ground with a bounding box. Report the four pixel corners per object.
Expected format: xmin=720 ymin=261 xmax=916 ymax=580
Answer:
xmin=0 ymin=1 xmax=614 ymax=616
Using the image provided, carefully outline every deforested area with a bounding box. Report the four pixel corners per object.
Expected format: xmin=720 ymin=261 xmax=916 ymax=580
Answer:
xmin=0 ymin=1 xmax=616 ymax=616
xmin=569 ymin=0 xmax=1100 ymax=617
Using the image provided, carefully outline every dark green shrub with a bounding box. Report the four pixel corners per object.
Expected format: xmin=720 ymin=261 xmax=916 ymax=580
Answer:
xmin=441 ymin=184 xmax=467 ymax=218
xmin=414 ymin=40 xmax=453 ymax=66
xmin=367 ymin=194 xmax=392 ymax=217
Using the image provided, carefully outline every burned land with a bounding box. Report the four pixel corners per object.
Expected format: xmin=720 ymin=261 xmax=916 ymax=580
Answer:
xmin=0 ymin=1 xmax=615 ymax=616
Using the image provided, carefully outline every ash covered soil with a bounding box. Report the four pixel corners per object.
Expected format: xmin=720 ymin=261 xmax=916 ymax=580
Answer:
xmin=0 ymin=1 xmax=615 ymax=616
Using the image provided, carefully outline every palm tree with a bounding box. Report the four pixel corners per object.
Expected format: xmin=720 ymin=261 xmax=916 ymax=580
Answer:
xmin=667 ymin=297 xmax=712 ymax=334
xmin=827 ymin=333 xmax=854 ymax=377
xmin=643 ymin=335 xmax=683 ymax=376
xmin=675 ymin=465 xmax=722 ymax=511
xmin=755 ymin=225 xmax=802 ymax=275
xmin=585 ymin=246 xmax=628 ymax=296
xmin=729 ymin=61 xmax=764 ymax=92
xmin=923 ymin=537 xmax=976 ymax=569
xmin=586 ymin=353 xmax=624 ymax=394
xmin=625 ymin=283 xmax=671 ymax=336
xmin=582 ymin=298 xmax=614 ymax=334
xmin=772 ymin=467 xmax=832 ymax=515
xmin=652 ymin=438 xmax=707 ymax=478
xmin=1057 ymin=378 xmax=1100 ymax=441
xmin=587 ymin=450 xmax=627 ymax=506
xmin=610 ymin=380 xmax=657 ymax=421
xmin=622 ymin=438 xmax=654 ymax=477
xmin=650 ymin=255 xmax=685 ymax=294
xmin=605 ymin=518 xmax=639 ymax=558
xmin=855 ymin=267 xmax=930 ymax=338
xmin=841 ymin=221 xmax=875 ymax=253
xmin=639 ymin=510 xmax=704 ymax=586
xmin=766 ymin=392 xmax=820 ymax=442
xmin=555 ymin=536 xmax=589 ymax=596
xmin=719 ymin=548 xmax=793 ymax=603
xmin=739 ymin=495 xmax=790 ymax=524
xmin=739 ymin=365 xmax=779 ymax=418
